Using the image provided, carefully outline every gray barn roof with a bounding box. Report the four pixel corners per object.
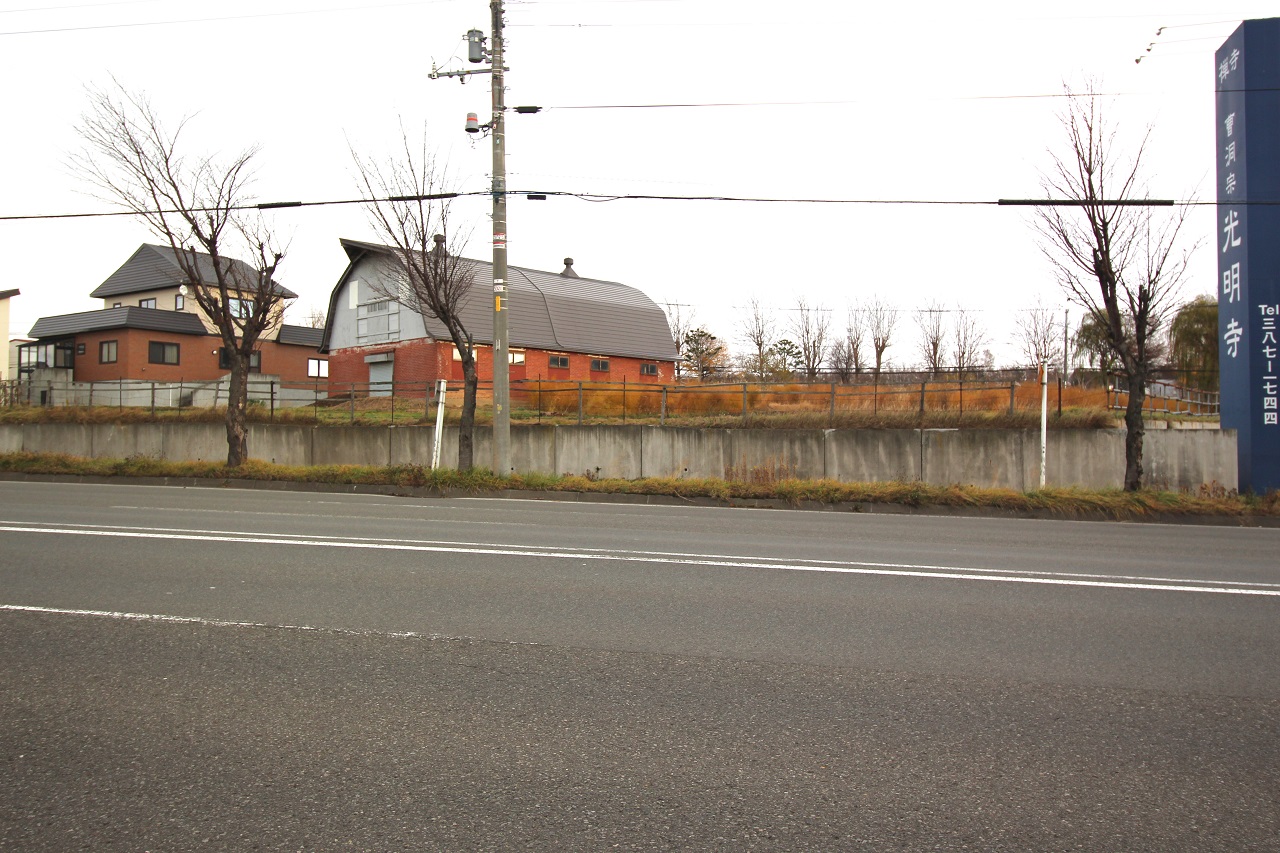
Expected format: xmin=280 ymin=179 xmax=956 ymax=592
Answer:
xmin=29 ymin=307 xmax=210 ymax=339
xmin=324 ymin=239 xmax=677 ymax=361
xmin=90 ymin=244 xmax=297 ymax=300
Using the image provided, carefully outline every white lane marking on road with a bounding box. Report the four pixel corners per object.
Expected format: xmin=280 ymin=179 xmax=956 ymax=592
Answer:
xmin=1 ymin=522 xmax=1276 ymax=597
xmin=0 ymin=603 xmax=464 ymax=639
xmin=14 ymin=520 xmax=1280 ymax=590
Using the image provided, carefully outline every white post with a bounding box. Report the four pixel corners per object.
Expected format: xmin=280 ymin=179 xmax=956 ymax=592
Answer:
xmin=431 ymin=379 xmax=448 ymax=470
xmin=1039 ymin=361 xmax=1048 ymax=489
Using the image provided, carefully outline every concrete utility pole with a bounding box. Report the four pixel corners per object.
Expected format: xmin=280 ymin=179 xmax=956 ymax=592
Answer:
xmin=489 ymin=0 xmax=510 ymax=476
xmin=432 ymin=0 xmax=511 ymax=475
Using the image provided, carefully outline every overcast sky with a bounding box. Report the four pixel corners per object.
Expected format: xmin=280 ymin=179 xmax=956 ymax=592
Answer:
xmin=1 ymin=0 xmax=1272 ymax=367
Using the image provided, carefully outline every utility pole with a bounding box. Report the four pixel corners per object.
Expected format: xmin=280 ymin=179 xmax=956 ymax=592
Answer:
xmin=432 ymin=0 xmax=511 ymax=475
xmin=489 ymin=0 xmax=510 ymax=477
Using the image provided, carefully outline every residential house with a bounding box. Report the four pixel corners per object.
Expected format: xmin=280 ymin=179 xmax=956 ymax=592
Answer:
xmin=21 ymin=244 xmax=326 ymax=387
xmin=319 ymin=238 xmax=677 ymax=394
xmin=0 ymin=289 xmax=19 ymax=380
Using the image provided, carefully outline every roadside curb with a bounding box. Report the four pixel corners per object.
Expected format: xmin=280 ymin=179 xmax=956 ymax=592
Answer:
xmin=2 ymin=471 xmax=1277 ymax=527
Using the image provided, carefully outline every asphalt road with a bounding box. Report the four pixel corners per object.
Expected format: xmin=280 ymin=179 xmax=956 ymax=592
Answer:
xmin=2 ymin=480 xmax=1278 ymax=850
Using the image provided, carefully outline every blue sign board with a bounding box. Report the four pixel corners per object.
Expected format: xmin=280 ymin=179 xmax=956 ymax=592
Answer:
xmin=1217 ymin=18 xmax=1280 ymax=493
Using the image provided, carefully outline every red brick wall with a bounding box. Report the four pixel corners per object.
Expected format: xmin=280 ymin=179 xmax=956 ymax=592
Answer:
xmin=328 ymin=340 xmax=675 ymax=394
xmin=519 ymin=351 xmax=673 ymax=384
xmin=69 ymin=330 xmax=324 ymax=385
xmin=327 ymin=339 xmax=446 ymax=397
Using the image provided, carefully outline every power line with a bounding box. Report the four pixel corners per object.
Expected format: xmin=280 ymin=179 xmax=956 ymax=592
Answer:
xmin=3 ymin=191 xmax=1269 ymax=222
xmin=529 ymin=87 xmax=1280 ymax=112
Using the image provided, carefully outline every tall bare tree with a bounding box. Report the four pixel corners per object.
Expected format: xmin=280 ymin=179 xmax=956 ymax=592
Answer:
xmin=951 ymin=308 xmax=989 ymax=377
xmin=74 ymin=82 xmax=286 ymax=467
xmin=353 ymin=128 xmax=480 ymax=469
xmin=791 ymin=298 xmax=830 ymax=382
xmin=664 ymin=302 xmax=696 ymax=380
xmin=1035 ymin=83 xmax=1195 ymax=490
xmin=845 ymin=305 xmax=868 ymax=375
xmin=915 ymin=301 xmax=948 ymax=378
xmin=738 ymin=297 xmax=777 ymax=381
xmin=867 ymin=297 xmax=897 ymax=377
xmin=1012 ymin=299 xmax=1063 ymax=369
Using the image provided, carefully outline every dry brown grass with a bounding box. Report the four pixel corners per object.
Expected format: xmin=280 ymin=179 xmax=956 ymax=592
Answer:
xmin=1 ymin=451 xmax=1273 ymax=518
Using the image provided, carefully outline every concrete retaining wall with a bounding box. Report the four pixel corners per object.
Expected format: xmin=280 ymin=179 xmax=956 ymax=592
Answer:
xmin=0 ymin=422 xmax=1239 ymax=492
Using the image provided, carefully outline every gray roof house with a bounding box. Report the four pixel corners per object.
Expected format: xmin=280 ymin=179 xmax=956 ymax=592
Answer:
xmin=90 ymin=243 xmax=297 ymax=302
xmin=21 ymin=244 xmax=322 ymax=382
xmin=320 ymin=238 xmax=677 ymax=361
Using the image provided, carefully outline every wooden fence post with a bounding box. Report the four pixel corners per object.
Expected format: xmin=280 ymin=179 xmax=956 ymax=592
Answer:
xmin=660 ymin=386 xmax=667 ymax=426
xmin=742 ymin=383 xmax=748 ymax=425
xmin=1008 ymin=381 xmax=1016 ymax=416
xmin=919 ymin=381 xmax=927 ymax=416
xmin=577 ymin=382 xmax=583 ymax=425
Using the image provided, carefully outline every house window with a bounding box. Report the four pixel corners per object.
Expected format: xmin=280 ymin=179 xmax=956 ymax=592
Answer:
xmin=148 ymin=341 xmax=180 ymax=365
xmin=510 ymin=350 xmax=526 ymax=365
xmin=112 ymin=302 xmax=122 ymax=308
xmin=227 ymin=298 xmax=253 ymax=319
xmin=590 ymin=358 xmax=610 ymax=372
xmin=175 ymin=294 xmax=184 ymax=310
xmin=139 ymin=298 xmax=156 ymax=309
xmin=218 ymin=348 xmax=261 ymax=373
xmin=641 ymin=363 xmax=658 ymax=376
xmin=76 ymin=343 xmax=86 ymax=356
xmin=356 ymin=299 xmax=399 ymax=344
xmin=308 ymin=358 xmax=329 ymax=378
xmin=100 ymin=341 xmax=118 ymax=364
xmin=549 ymin=354 xmax=570 ymax=370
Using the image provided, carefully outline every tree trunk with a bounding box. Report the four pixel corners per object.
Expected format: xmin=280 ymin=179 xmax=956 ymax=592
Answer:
xmin=1122 ymin=372 xmax=1146 ymax=492
xmin=225 ymin=361 xmax=249 ymax=467
xmin=457 ymin=354 xmax=478 ymax=471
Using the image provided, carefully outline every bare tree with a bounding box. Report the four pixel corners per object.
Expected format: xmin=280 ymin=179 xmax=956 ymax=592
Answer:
xmin=827 ymin=307 xmax=867 ymax=383
xmin=845 ymin=305 xmax=868 ymax=375
xmin=352 ymin=128 xmax=480 ymax=470
xmin=300 ymin=305 xmax=328 ymax=329
xmin=1012 ymin=299 xmax=1063 ymax=369
xmin=664 ymin=302 xmax=695 ymax=380
xmin=915 ymin=301 xmax=948 ymax=378
xmin=867 ymin=297 xmax=897 ymax=378
xmin=73 ymin=82 xmax=286 ymax=467
xmin=1035 ymin=83 xmax=1195 ymax=490
xmin=791 ymin=298 xmax=830 ymax=382
xmin=738 ymin=297 xmax=777 ymax=381
xmin=951 ymin=308 xmax=989 ymax=378
xmin=827 ymin=338 xmax=856 ymax=383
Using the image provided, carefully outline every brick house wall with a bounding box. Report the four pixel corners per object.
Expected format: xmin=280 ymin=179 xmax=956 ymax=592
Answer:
xmin=66 ymin=329 xmax=324 ymax=385
xmin=328 ymin=338 xmax=674 ymax=397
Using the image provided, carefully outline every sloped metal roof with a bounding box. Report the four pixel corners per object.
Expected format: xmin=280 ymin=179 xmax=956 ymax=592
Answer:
xmin=89 ymin=244 xmax=298 ymax=300
xmin=329 ymin=238 xmax=677 ymax=361
xmin=276 ymin=324 xmax=323 ymax=348
xmin=28 ymin=306 xmax=211 ymax=339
